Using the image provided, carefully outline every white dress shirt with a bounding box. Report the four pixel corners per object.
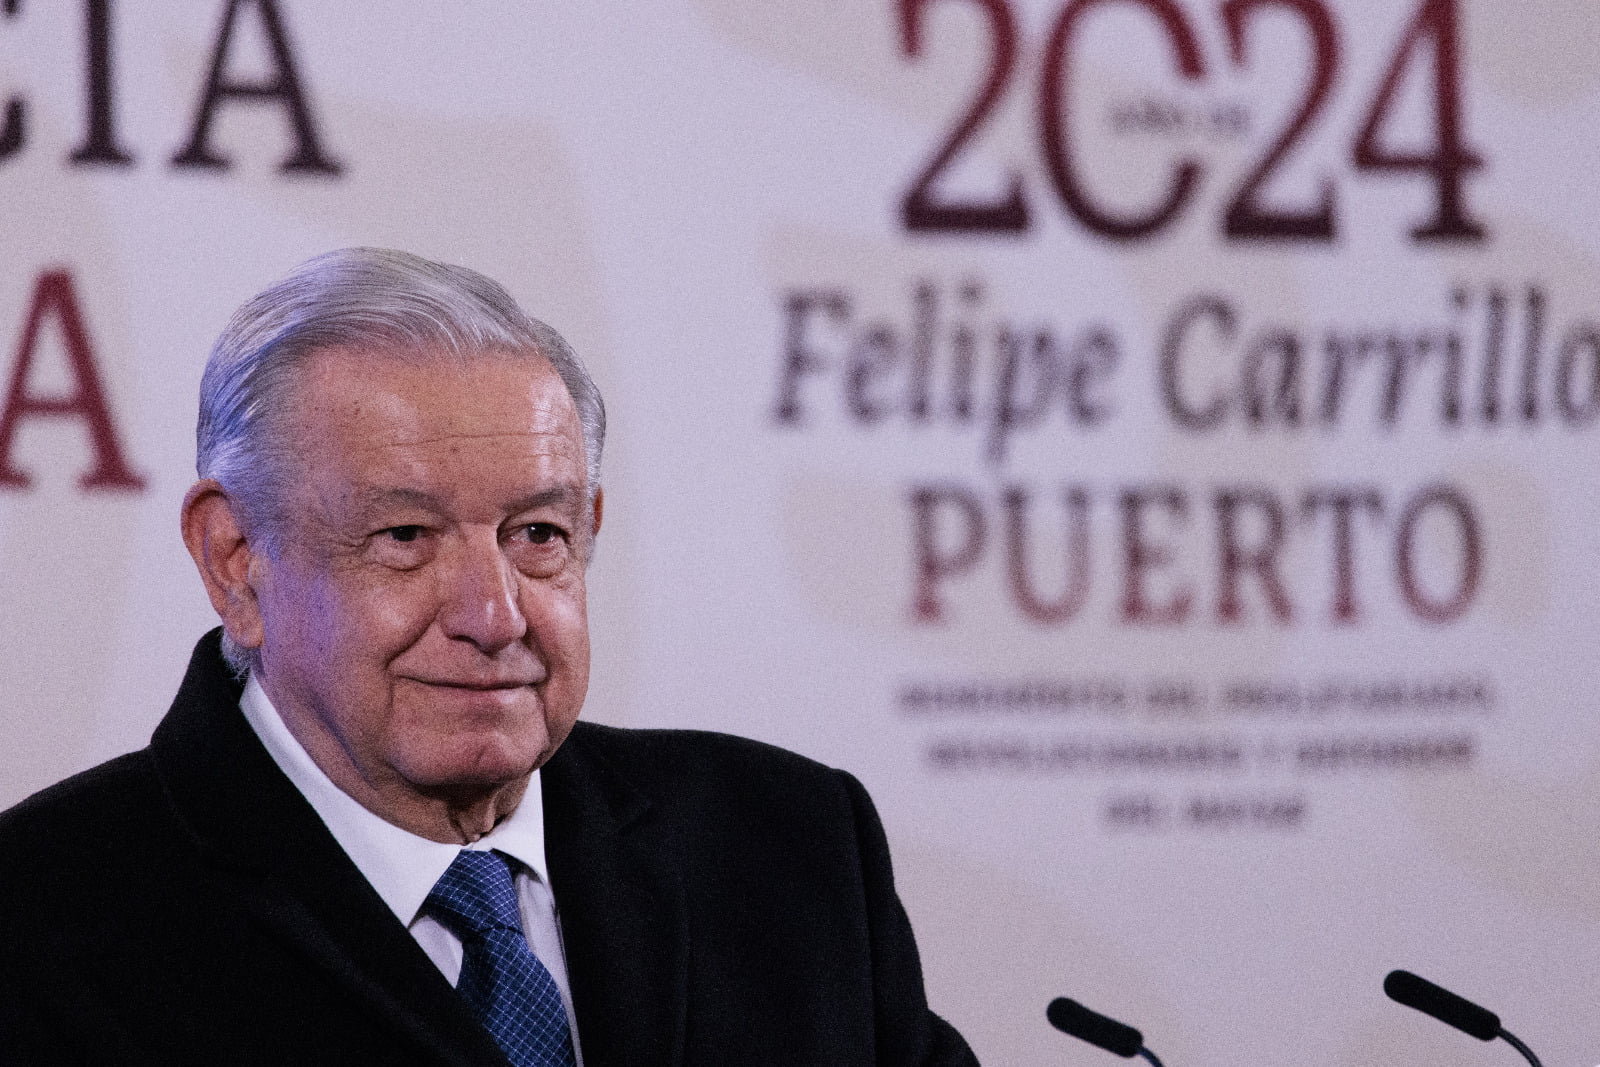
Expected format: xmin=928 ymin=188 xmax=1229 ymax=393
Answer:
xmin=238 ymin=675 xmax=584 ymax=1064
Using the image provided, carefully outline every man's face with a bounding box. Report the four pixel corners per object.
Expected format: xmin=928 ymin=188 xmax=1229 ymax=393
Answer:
xmin=246 ymin=347 xmax=594 ymax=811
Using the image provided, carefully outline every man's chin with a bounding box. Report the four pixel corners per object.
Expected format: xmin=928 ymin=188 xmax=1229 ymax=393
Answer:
xmin=397 ymin=735 xmax=551 ymax=796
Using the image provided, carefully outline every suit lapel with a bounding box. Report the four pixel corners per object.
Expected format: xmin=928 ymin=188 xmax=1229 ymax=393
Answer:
xmin=542 ymin=725 xmax=689 ymax=1067
xmin=150 ymin=631 xmax=506 ymax=1067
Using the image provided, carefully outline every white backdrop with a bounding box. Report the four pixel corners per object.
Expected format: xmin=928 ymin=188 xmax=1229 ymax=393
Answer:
xmin=3 ymin=2 xmax=1599 ymax=1064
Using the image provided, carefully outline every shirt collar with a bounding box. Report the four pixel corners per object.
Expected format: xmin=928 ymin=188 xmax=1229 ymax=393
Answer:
xmin=237 ymin=673 xmax=550 ymax=927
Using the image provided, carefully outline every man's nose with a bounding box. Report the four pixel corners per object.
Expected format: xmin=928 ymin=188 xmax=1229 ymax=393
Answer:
xmin=438 ymin=532 xmax=527 ymax=652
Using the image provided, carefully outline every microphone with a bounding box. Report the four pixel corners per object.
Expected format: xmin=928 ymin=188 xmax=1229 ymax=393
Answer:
xmin=1047 ymin=998 xmax=1166 ymax=1067
xmin=1383 ymin=970 xmax=1543 ymax=1067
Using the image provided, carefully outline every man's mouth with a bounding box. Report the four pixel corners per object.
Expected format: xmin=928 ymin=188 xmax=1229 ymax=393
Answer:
xmin=405 ymin=677 xmax=542 ymax=691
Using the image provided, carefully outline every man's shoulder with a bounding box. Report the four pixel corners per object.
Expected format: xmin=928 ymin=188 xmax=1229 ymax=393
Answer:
xmin=0 ymin=749 xmax=162 ymax=840
xmin=554 ymin=721 xmax=875 ymax=859
xmin=565 ymin=720 xmax=853 ymax=797
xmin=568 ymin=719 xmax=832 ymax=764
xmin=0 ymin=630 xmax=240 ymax=853
xmin=0 ymin=748 xmax=172 ymax=902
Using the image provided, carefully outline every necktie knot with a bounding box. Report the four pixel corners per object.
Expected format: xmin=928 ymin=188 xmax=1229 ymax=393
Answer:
xmin=425 ymin=849 xmax=525 ymax=940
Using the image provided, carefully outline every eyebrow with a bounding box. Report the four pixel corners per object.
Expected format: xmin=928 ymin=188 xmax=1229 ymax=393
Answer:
xmin=350 ymin=484 xmax=585 ymax=516
xmin=504 ymin=485 xmax=586 ymax=515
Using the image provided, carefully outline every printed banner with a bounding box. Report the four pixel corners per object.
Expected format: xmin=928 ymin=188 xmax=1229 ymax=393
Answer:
xmin=3 ymin=3 xmax=1598 ymax=1063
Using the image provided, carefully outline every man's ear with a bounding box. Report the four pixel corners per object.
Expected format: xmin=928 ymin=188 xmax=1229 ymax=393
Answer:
xmin=180 ymin=480 xmax=265 ymax=652
xmin=582 ymin=487 xmax=605 ymax=565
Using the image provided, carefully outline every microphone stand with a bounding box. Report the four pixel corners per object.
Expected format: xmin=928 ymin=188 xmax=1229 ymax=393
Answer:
xmin=1497 ymin=1028 xmax=1542 ymax=1067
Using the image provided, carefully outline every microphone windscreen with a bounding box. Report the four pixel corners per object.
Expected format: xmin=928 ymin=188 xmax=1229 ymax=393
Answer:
xmin=1047 ymin=997 xmax=1143 ymax=1058
xmin=1384 ymin=970 xmax=1501 ymax=1041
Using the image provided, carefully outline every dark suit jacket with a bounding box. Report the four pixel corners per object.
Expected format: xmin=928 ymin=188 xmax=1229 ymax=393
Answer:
xmin=0 ymin=631 xmax=977 ymax=1066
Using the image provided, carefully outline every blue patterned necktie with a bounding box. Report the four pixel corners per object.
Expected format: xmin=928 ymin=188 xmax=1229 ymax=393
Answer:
xmin=425 ymin=850 xmax=577 ymax=1067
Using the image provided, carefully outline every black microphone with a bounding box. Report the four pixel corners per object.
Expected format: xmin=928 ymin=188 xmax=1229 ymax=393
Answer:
xmin=1383 ymin=970 xmax=1543 ymax=1067
xmin=1047 ymin=998 xmax=1166 ymax=1067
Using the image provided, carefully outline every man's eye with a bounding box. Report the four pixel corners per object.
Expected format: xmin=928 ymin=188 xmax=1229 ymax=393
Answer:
xmin=385 ymin=526 xmax=424 ymax=543
xmin=523 ymin=523 xmax=561 ymax=545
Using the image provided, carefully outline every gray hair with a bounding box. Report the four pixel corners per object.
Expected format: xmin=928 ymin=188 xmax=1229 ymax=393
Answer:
xmin=197 ymin=247 xmax=605 ymax=675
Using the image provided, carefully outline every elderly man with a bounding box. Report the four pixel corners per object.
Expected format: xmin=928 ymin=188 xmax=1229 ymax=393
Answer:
xmin=0 ymin=250 xmax=977 ymax=1066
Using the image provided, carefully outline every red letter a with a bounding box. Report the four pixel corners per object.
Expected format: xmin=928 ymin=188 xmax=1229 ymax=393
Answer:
xmin=0 ymin=271 xmax=146 ymax=490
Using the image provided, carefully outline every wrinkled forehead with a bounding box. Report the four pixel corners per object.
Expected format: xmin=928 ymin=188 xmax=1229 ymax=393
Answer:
xmin=264 ymin=346 xmax=590 ymax=509
xmin=287 ymin=344 xmax=581 ymax=436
